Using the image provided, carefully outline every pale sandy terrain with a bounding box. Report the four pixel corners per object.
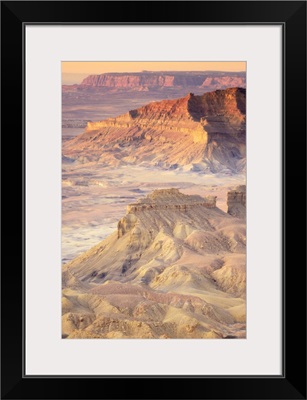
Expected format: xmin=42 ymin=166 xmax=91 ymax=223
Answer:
xmin=62 ymin=187 xmax=246 ymax=339
xmin=62 ymin=163 xmax=245 ymax=263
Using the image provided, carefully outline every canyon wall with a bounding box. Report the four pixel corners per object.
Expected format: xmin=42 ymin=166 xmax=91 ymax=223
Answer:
xmin=63 ymin=88 xmax=246 ymax=173
xmin=80 ymin=71 xmax=246 ymax=91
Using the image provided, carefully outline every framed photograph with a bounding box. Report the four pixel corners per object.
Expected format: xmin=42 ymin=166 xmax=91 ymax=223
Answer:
xmin=1 ymin=1 xmax=306 ymax=399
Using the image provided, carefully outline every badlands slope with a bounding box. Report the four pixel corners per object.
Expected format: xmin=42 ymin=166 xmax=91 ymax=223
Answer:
xmin=63 ymin=188 xmax=246 ymax=339
xmin=63 ymin=88 xmax=246 ymax=173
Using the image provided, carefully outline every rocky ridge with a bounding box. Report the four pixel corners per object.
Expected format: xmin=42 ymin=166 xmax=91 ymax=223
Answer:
xmin=63 ymin=87 xmax=246 ymax=173
xmin=78 ymin=71 xmax=246 ymax=91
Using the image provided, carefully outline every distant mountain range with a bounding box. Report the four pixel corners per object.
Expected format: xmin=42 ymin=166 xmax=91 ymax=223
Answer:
xmin=63 ymin=70 xmax=246 ymax=93
xmin=63 ymin=87 xmax=246 ymax=174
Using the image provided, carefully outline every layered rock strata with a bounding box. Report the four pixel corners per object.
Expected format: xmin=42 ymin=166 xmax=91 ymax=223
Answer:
xmin=62 ymin=189 xmax=246 ymax=339
xmin=227 ymin=185 xmax=246 ymax=218
xmin=63 ymin=88 xmax=246 ymax=173
xmin=80 ymin=71 xmax=246 ymax=91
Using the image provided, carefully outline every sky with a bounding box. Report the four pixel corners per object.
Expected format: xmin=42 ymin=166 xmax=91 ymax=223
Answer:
xmin=62 ymin=61 xmax=246 ymax=85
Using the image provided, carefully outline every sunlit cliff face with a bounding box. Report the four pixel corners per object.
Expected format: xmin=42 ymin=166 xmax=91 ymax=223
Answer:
xmin=63 ymin=88 xmax=246 ymax=173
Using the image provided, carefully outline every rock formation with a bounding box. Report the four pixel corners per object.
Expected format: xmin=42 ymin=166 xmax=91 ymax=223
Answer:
xmin=79 ymin=71 xmax=246 ymax=91
xmin=126 ymin=189 xmax=217 ymax=213
xmin=62 ymin=189 xmax=246 ymax=339
xmin=63 ymin=87 xmax=246 ymax=173
xmin=227 ymin=185 xmax=246 ymax=218
xmin=62 ymin=71 xmax=246 ymax=128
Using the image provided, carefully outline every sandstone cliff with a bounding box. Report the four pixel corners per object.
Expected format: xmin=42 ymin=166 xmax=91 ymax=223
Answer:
xmin=79 ymin=71 xmax=246 ymax=91
xmin=63 ymin=87 xmax=246 ymax=173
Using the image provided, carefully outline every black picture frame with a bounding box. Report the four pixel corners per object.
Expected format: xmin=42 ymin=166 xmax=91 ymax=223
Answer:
xmin=1 ymin=1 xmax=306 ymax=399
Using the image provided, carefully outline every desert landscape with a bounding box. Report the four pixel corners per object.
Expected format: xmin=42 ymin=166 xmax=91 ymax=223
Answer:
xmin=62 ymin=62 xmax=246 ymax=339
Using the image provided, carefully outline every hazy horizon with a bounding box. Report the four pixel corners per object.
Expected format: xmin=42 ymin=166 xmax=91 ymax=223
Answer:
xmin=62 ymin=61 xmax=246 ymax=84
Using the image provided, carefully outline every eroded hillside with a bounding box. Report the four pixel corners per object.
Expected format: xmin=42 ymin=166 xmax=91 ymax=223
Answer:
xmin=63 ymin=88 xmax=246 ymax=173
xmin=62 ymin=188 xmax=246 ymax=339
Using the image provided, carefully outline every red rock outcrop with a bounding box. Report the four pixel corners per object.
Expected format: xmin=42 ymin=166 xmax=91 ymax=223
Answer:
xmin=79 ymin=71 xmax=246 ymax=91
xmin=63 ymin=88 xmax=246 ymax=173
xmin=201 ymin=76 xmax=246 ymax=90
